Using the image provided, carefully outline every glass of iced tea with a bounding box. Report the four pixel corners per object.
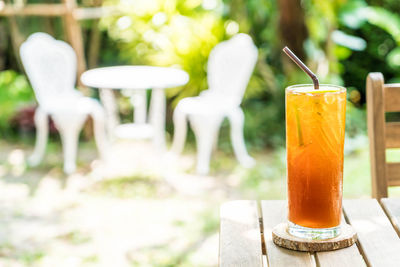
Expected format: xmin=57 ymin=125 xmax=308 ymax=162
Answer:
xmin=286 ymin=84 xmax=346 ymax=240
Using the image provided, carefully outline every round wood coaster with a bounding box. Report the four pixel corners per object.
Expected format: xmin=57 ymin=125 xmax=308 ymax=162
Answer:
xmin=272 ymin=223 xmax=357 ymax=252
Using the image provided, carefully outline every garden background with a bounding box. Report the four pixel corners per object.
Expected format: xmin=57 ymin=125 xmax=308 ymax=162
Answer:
xmin=1 ymin=0 xmax=400 ymax=266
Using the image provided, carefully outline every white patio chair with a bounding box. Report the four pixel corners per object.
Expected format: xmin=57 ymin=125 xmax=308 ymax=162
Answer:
xmin=170 ymin=33 xmax=258 ymax=174
xmin=20 ymin=32 xmax=109 ymax=174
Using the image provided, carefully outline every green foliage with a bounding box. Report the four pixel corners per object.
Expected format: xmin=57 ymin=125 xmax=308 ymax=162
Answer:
xmin=0 ymin=70 xmax=34 ymax=136
xmin=98 ymin=0 xmax=386 ymax=148
xmin=6 ymin=0 xmax=400 ymax=148
xmin=243 ymin=97 xmax=286 ymax=149
xmin=100 ymin=0 xmax=226 ymax=105
xmin=345 ymin=101 xmax=367 ymax=137
xmin=335 ymin=0 xmax=400 ymax=100
xmin=365 ymin=6 xmax=400 ymax=44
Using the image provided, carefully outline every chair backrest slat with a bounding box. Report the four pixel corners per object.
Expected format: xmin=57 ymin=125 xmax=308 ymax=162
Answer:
xmin=385 ymin=122 xmax=400 ymax=148
xmin=384 ymin=84 xmax=400 ymax=112
xmin=387 ymin=163 xmax=400 ymax=186
xmin=367 ymin=72 xmax=400 ymax=198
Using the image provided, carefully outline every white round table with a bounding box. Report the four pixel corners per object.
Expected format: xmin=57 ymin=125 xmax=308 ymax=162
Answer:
xmin=81 ymin=66 xmax=189 ymax=149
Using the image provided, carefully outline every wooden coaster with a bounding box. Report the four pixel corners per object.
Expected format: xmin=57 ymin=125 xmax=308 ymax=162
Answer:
xmin=272 ymin=223 xmax=357 ymax=252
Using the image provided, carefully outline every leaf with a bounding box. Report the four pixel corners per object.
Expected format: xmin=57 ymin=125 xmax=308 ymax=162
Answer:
xmin=364 ymin=6 xmax=400 ymax=45
xmin=338 ymin=0 xmax=368 ymax=29
xmin=339 ymin=4 xmax=400 ymax=45
xmin=331 ymin=30 xmax=366 ymax=51
xmin=334 ymin=46 xmax=352 ymax=60
xmin=387 ymin=47 xmax=400 ymax=69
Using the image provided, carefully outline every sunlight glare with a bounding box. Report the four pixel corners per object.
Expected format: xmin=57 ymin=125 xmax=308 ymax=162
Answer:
xmin=152 ymin=12 xmax=167 ymax=26
xmin=0 ymin=165 xmax=6 ymax=177
xmin=225 ymin=20 xmax=239 ymax=36
xmin=352 ymin=219 xmax=377 ymax=233
xmin=202 ymin=0 xmax=218 ymax=10
xmin=8 ymin=149 xmax=25 ymax=166
xmin=243 ymin=229 xmax=261 ymax=241
xmin=8 ymin=149 xmax=26 ymax=176
xmin=117 ymin=16 xmax=132 ymax=30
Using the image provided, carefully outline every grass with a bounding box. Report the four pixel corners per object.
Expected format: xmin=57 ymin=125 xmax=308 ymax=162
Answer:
xmin=88 ymin=174 xmax=171 ymax=199
xmin=0 ymin=242 xmax=44 ymax=265
xmin=57 ymin=230 xmax=92 ymax=245
xmin=236 ymin=148 xmax=287 ymax=199
xmin=343 ymin=148 xmax=371 ymax=197
xmin=127 ymin=207 xmax=220 ymax=267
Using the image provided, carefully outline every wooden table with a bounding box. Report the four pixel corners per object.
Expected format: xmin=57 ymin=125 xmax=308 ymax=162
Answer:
xmin=219 ymin=199 xmax=400 ymax=267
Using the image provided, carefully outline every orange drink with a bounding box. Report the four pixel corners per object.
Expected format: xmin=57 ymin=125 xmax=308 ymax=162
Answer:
xmin=286 ymin=84 xmax=346 ymax=239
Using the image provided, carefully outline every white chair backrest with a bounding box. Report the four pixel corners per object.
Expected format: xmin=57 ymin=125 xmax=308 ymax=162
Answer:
xmin=20 ymin=32 xmax=77 ymax=107
xmin=207 ymin=33 xmax=258 ymax=106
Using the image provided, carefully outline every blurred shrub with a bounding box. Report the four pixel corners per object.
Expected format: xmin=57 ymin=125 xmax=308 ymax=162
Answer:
xmin=4 ymin=0 xmax=388 ymax=147
xmin=219 ymin=99 xmax=366 ymax=151
xmin=242 ymin=96 xmax=286 ymax=150
xmin=334 ymin=0 xmax=400 ymax=103
xmin=0 ymin=70 xmax=35 ymax=137
xmin=10 ymin=106 xmax=36 ymax=134
xmin=100 ymin=0 xmax=226 ymax=105
xmin=345 ymin=101 xmax=366 ymax=137
xmin=97 ymin=0 xmax=378 ymax=149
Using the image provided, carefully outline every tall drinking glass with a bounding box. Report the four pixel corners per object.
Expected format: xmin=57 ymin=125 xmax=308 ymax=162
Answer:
xmin=286 ymin=84 xmax=346 ymax=240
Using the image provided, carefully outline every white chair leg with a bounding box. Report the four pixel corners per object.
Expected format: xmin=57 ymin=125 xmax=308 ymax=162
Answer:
xmin=228 ymin=107 xmax=255 ymax=167
xmin=170 ymin=105 xmax=188 ymax=155
xmin=28 ymin=107 xmax=49 ymax=166
xmin=52 ymin=114 xmax=87 ymax=174
xmin=190 ymin=115 xmax=223 ymax=175
xmin=85 ymin=98 xmax=110 ymax=161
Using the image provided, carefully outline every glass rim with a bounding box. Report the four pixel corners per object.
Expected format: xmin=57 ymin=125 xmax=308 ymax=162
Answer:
xmin=285 ymin=84 xmax=346 ymax=94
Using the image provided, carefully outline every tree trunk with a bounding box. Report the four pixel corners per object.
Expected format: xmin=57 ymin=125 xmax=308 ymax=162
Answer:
xmin=88 ymin=19 xmax=101 ymax=68
xmin=62 ymin=0 xmax=86 ymax=85
xmin=0 ymin=20 xmax=8 ymax=70
xmin=87 ymin=0 xmax=103 ymax=69
xmin=7 ymin=14 xmax=24 ymax=71
xmin=43 ymin=0 xmax=55 ymax=36
xmin=278 ymin=0 xmax=308 ymax=60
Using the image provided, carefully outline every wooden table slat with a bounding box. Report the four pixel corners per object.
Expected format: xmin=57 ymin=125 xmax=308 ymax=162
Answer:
xmin=316 ymin=247 xmax=367 ymax=267
xmin=219 ymin=200 xmax=263 ymax=267
xmin=344 ymin=199 xmax=400 ymax=267
xmin=220 ymin=199 xmax=400 ymax=267
xmin=316 ymin=246 xmax=366 ymax=267
xmin=261 ymin=200 xmax=315 ymax=267
xmin=315 ymin=214 xmax=366 ymax=267
xmin=381 ymin=198 xmax=400 ymax=236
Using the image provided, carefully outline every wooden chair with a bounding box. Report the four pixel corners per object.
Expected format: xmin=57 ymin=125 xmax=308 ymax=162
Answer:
xmin=367 ymin=72 xmax=400 ymax=199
